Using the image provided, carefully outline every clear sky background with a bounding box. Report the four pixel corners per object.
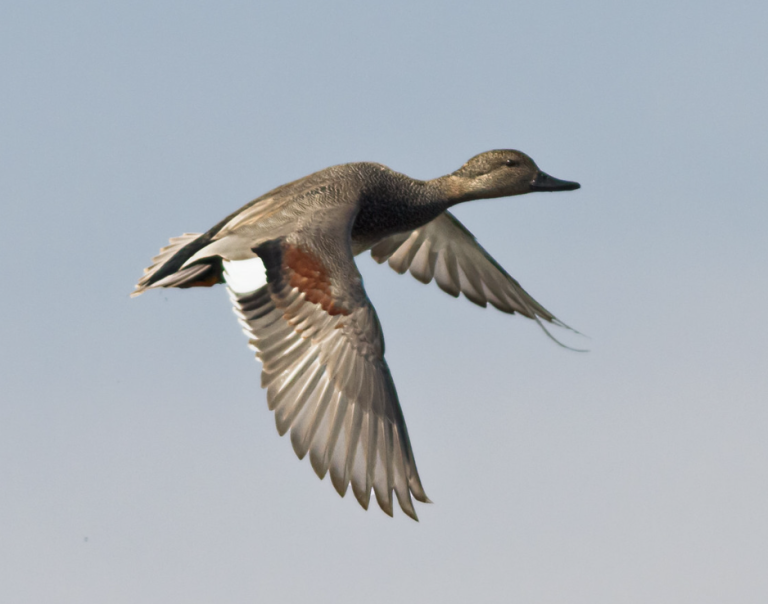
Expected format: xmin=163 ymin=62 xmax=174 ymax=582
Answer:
xmin=2 ymin=1 xmax=767 ymax=603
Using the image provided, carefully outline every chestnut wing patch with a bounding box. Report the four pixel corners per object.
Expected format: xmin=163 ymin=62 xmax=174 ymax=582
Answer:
xmin=283 ymin=244 xmax=349 ymax=317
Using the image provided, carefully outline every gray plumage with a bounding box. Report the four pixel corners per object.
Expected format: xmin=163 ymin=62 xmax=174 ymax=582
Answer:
xmin=133 ymin=149 xmax=581 ymax=520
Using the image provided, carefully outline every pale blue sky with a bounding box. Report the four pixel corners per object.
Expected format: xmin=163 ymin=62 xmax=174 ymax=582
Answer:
xmin=2 ymin=1 xmax=767 ymax=603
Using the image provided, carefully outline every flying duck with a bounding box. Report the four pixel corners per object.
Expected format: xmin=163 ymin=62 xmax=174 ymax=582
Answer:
xmin=133 ymin=150 xmax=581 ymax=520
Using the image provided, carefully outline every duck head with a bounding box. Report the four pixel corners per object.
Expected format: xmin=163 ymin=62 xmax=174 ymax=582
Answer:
xmin=441 ymin=149 xmax=580 ymax=203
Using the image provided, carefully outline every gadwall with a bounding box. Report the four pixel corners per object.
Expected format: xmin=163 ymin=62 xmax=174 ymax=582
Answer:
xmin=133 ymin=150 xmax=580 ymax=520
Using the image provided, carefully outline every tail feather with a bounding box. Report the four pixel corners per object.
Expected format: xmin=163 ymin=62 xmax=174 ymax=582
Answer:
xmin=132 ymin=232 xmax=223 ymax=297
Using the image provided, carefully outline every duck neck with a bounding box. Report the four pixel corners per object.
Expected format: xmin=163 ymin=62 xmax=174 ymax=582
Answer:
xmin=425 ymin=174 xmax=480 ymax=206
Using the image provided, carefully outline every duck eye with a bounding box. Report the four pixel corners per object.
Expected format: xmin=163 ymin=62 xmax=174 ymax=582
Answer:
xmin=505 ymin=159 xmax=519 ymax=167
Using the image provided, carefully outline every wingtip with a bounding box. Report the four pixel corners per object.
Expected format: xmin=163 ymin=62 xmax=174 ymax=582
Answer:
xmin=330 ymin=468 xmax=350 ymax=498
xmin=309 ymin=450 xmax=329 ymax=479
xmin=290 ymin=430 xmax=309 ymax=460
xmin=352 ymin=486 xmax=372 ymax=511
xmin=533 ymin=314 xmax=591 ymax=352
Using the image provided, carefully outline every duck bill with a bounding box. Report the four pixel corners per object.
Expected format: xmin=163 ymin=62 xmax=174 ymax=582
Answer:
xmin=530 ymin=171 xmax=581 ymax=192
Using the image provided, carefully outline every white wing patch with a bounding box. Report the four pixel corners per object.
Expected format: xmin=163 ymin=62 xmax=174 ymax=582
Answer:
xmin=223 ymin=257 xmax=268 ymax=294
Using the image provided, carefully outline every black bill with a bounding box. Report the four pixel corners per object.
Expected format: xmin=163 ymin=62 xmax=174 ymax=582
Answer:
xmin=530 ymin=171 xmax=581 ymax=192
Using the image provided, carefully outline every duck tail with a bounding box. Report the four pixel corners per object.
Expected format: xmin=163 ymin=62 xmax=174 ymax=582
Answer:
xmin=131 ymin=232 xmax=223 ymax=297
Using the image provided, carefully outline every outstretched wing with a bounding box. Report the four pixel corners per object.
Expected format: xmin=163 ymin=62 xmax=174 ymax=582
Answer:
xmin=229 ymin=209 xmax=429 ymax=520
xmin=370 ymin=211 xmax=567 ymax=327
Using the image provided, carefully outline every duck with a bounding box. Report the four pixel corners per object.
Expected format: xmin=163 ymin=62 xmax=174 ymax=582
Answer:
xmin=133 ymin=149 xmax=581 ymax=520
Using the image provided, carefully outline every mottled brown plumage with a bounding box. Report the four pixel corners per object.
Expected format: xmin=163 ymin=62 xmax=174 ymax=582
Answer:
xmin=133 ymin=149 xmax=580 ymax=520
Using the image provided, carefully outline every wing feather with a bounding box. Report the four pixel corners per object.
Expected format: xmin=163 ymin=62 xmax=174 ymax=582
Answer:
xmin=370 ymin=211 xmax=570 ymax=327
